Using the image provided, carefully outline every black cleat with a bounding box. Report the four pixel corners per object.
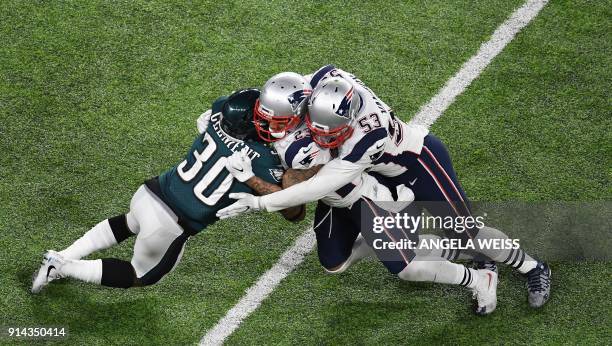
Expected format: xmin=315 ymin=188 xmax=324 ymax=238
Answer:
xmin=526 ymin=261 xmax=551 ymax=308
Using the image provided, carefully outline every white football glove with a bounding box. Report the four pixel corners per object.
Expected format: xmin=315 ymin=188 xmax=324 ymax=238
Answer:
xmin=216 ymin=193 xmax=263 ymax=219
xmin=396 ymin=184 xmax=415 ymax=203
xmin=196 ymin=110 xmax=212 ymax=134
xmin=373 ymin=184 xmax=415 ymax=213
xmin=226 ymin=147 xmax=254 ymax=182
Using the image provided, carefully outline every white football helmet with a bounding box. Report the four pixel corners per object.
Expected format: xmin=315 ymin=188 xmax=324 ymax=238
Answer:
xmin=254 ymin=72 xmax=312 ymax=142
xmin=306 ymin=77 xmax=360 ymax=148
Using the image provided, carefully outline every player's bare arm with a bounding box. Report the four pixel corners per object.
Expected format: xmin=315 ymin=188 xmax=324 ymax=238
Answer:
xmin=281 ymin=165 xmax=323 ymax=189
xmin=225 ymin=147 xmax=304 ymax=222
xmin=244 ymin=175 xmax=304 ymax=222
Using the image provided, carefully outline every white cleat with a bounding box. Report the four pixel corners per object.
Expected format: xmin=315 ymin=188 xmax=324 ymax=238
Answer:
xmin=31 ymin=250 xmax=65 ymax=294
xmin=473 ymin=269 xmax=498 ymax=315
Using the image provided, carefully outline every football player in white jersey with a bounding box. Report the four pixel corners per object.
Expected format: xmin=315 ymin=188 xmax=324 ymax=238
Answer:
xmin=220 ymin=66 xmax=552 ymax=311
xmin=224 ymin=72 xmax=500 ymax=315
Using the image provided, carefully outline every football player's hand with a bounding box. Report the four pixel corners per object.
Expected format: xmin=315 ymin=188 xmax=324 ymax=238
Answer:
xmin=216 ymin=193 xmax=262 ymax=219
xmin=226 ymin=147 xmax=254 ymax=182
xmin=396 ymin=184 xmax=415 ymax=203
xmin=389 ymin=184 xmax=415 ymax=213
xmin=196 ymin=110 xmax=212 ymax=134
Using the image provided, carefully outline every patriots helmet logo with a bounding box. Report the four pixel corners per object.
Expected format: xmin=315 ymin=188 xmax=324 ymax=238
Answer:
xmin=335 ymin=86 xmax=354 ymax=118
xmin=287 ymin=89 xmax=312 ymax=114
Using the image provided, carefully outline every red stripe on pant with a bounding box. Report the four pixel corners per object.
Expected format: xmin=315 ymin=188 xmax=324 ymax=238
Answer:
xmin=422 ymin=146 xmax=471 ymax=216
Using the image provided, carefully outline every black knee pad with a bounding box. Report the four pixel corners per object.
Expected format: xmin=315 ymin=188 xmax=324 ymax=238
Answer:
xmin=108 ymin=214 xmax=134 ymax=243
xmin=101 ymin=258 xmax=136 ymax=289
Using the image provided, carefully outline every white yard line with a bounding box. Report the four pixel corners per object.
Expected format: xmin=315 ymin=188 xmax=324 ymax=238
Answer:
xmin=200 ymin=1 xmax=548 ymax=344
xmin=200 ymin=230 xmax=316 ymax=345
xmin=411 ymin=0 xmax=549 ymax=127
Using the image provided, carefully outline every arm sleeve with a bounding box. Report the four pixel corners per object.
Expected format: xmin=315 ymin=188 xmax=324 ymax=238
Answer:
xmin=285 ymin=140 xmax=332 ymax=170
xmin=259 ymin=158 xmax=366 ymax=212
xmin=306 ymin=64 xmax=337 ymax=88
xmin=251 ymin=152 xmax=284 ymax=186
xmin=343 ymin=127 xmax=388 ymax=160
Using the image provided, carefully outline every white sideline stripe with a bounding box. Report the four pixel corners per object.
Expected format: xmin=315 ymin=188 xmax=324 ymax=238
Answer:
xmin=200 ymin=0 xmax=547 ymax=344
xmin=200 ymin=230 xmax=316 ymax=345
xmin=411 ymin=0 xmax=548 ymax=128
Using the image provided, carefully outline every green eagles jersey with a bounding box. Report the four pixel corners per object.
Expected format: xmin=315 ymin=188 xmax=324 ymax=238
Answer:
xmin=157 ymin=97 xmax=283 ymax=233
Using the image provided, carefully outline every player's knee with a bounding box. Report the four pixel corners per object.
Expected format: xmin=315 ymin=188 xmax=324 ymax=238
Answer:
xmin=415 ymin=234 xmax=442 ymax=257
xmin=108 ymin=214 xmax=137 ymax=243
xmin=476 ymin=226 xmax=507 ymax=240
xmin=324 ymin=261 xmax=349 ymax=274
xmin=125 ymin=212 xmax=140 ymax=234
xmin=101 ymin=258 xmax=138 ymax=289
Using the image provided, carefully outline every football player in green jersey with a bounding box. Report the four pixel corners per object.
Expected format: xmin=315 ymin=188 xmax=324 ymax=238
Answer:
xmin=32 ymin=89 xmax=304 ymax=292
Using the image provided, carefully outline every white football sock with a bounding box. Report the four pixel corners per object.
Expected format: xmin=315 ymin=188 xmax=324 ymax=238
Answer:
xmin=326 ymin=234 xmax=374 ymax=274
xmin=59 ymin=220 xmax=118 ymax=260
xmin=516 ymin=258 xmax=538 ymax=274
xmin=474 ymin=226 xmax=537 ymax=273
xmin=60 ymin=259 xmax=103 ymax=284
xmin=397 ymin=256 xmax=480 ymax=288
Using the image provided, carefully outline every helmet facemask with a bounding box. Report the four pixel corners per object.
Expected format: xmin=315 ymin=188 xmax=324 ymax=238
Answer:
xmin=306 ymin=115 xmax=354 ymax=149
xmin=253 ymin=99 xmax=302 ymax=142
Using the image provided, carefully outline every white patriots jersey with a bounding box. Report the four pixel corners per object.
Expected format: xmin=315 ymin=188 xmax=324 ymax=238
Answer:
xmin=273 ymin=122 xmax=393 ymax=208
xmin=307 ymin=65 xmax=429 ymax=178
xmin=256 ymin=65 xmax=428 ymax=213
xmin=273 ymin=122 xmax=331 ymax=170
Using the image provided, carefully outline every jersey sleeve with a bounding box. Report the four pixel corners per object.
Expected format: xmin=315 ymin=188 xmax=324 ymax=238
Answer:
xmin=251 ymin=147 xmax=284 ymax=186
xmin=341 ymin=127 xmax=388 ymax=167
xmin=306 ymin=64 xmax=337 ymax=88
xmin=282 ymin=137 xmax=332 ymax=169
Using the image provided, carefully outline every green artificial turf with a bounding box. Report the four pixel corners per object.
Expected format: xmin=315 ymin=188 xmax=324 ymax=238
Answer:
xmin=0 ymin=0 xmax=609 ymax=345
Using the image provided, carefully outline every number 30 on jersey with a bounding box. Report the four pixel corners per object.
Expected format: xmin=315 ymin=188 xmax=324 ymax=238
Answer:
xmin=177 ymin=133 xmax=233 ymax=206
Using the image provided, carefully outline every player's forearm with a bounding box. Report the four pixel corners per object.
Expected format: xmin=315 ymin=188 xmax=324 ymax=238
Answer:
xmin=260 ymin=159 xmax=362 ymax=212
xmin=282 ymin=165 xmax=323 ymax=189
xmin=245 ymin=176 xmax=304 ymax=222
xmin=245 ymin=176 xmax=282 ymax=195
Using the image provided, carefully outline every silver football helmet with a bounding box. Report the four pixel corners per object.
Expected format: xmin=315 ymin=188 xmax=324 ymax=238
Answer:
xmin=306 ymin=77 xmax=360 ymax=148
xmin=254 ymin=72 xmax=312 ymax=142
